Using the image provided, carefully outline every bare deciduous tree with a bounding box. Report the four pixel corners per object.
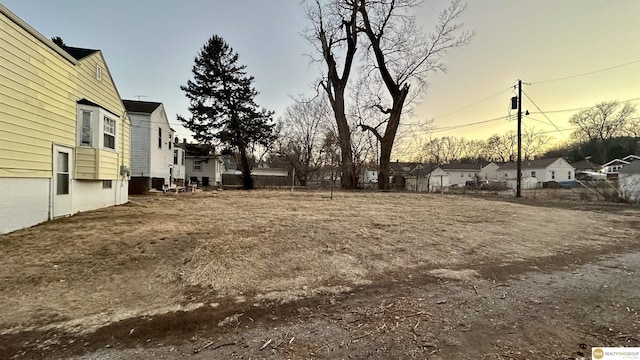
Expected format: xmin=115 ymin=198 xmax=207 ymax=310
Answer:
xmin=521 ymin=126 xmax=551 ymax=160
xmin=276 ymin=97 xmax=331 ymax=186
xmin=305 ymin=0 xmax=473 ymax=189
xmin=304 ymin=0 xmax=360 ymax=188
xmin=570 ymin=101 xmax=637 ymax=162
xmin=356 ymin=0 xmax=474 ymax=189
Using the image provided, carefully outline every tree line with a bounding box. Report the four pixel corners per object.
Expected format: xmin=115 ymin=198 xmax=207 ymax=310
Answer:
xmin=176 ymin=5 xmax=637 ymax=189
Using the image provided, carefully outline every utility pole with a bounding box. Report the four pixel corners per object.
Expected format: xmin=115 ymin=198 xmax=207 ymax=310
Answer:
xmin=516 ymin=79 xmax=522 ymax=198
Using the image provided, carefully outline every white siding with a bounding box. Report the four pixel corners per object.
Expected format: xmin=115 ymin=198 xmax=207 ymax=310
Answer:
xmin=545 ymin=158 xmax=574 ymax=182
xmin=480 ymin=163 xmax=499 ymax=181
xmin=447 ymin=170 xmax=479 ymax=186
xmin=0 ymin=178 xmax=50 ymax=234
xmin=129 ymin=113 xmax=150 ymax=177
xmin=148 ymin=106 xmax=174 ymax=184
xmin=406 ymin=169 xmax=449 ymax=192
xmin=186 ymin=157 xmax=223 ymax=185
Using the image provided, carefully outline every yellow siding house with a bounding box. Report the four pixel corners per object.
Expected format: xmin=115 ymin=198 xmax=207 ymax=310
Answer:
xmin=0 ymin=4 xmax=130 ymax=233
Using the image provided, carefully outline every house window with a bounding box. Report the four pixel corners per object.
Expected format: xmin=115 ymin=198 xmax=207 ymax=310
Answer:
xmin=102 ymin=180 xmax=112 ymax=189
xmin=81 ymin=111 xmax=92 ymax=146
xmin=103 ymin=117 xmax=116 ymax=149
xmin=551 ymin=171 xmax=555 ymax=180
xmin=174 ymin=150 xmax=178 ymax=165
xmin=531 ymin=170 xmax=536 ymax=177
xmin=77 ymin=104 xmax=119 ymax=151
xmin=168 ymin=134 xmax=172 ymax=150
xmin=568 ymin=171 xmax=571 ymax=180
xmin=194 ymin=160 xmax=203 ymax=171
xmin=181 ymin=152 xmax=185 ymax=165
xmin=56 ymin=152 xmax=69 ymax=195
xmin=158 ymin=128 xmax=162 ymax=148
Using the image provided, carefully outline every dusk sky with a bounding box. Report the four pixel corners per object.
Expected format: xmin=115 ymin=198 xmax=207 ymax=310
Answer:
xmin=4 ymin=0 xmax=640 ymax=157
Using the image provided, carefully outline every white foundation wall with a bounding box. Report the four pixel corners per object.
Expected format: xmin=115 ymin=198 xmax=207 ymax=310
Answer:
xmin=72 ymin=179 xmax=129 ymax=213
xmin=0 ymin=178 xmax=50 ymax=234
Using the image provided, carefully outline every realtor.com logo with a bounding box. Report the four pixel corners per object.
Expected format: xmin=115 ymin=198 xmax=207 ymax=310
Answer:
xmin=593 ymin=347 xmax=640 ymax=360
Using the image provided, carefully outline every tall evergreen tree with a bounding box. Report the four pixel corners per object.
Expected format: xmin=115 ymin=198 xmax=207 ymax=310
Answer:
xmin=179 ymin=35 xmax=275 ymax=189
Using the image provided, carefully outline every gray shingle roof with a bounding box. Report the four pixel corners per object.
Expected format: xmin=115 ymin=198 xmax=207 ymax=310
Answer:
xmin=61 ymin=46 xmax=99 ymax=60
xmin=571 ymin=159 xmax=602 ymax=170
xmin=440 ymin=162 xmax=485 ymax=171
xmin=499 ymin=158 xmax=565 ymax=170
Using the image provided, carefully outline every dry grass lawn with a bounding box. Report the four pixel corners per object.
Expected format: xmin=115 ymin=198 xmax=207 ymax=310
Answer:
xmin=0 ymin=190 xmax=637 ymax=335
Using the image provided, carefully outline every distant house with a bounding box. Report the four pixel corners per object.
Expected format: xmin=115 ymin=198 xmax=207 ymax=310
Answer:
xmin=602 ymin=159 xmax=630 ymax=177
xmin=441 ymin=162 xmax=498 ymax=186
xmin=123 ymin=100 xmax=180 ymax=193
xmin=390 ymin=161 xmax=418 ymax=189
xmin=571 ymin=158 xmax=602 ymax=172
xmin=405 ymin=166 xmax=449 ymax=192
xmin=178 ymin=143 xmax=224 ymax=187
xmin=602 ymin=155 xmax=640 ymax=177
xmin=480 ymin=162 xmax=500 ymax=182
xmin=0 ymin=5 xmax=130 ymax=234
xmin=222 ymin=159 xmax=289 ymax=187
xmin=618 ymin=161 xmax=640 ymax=203
xmin=497 ymin=157 xmax=574 ymax=189
xmin=363 ymin=169 xmax=378 ymax=185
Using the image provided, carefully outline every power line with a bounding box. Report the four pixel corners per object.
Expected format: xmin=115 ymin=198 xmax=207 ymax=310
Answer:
xmin=431 ymin=86 xmax=513 ymax=120
xmin=524 ymin=116 xmax=575 ymax=134
xmin=531 ymin=57 xmax=640 ymax=85
xmin=527 ymin=97 xmax=640 ymax=115
xmin=431 ymin=114 xmax=514 ymax=134
xmin=521 ymin=90 xmax=561 ymax=133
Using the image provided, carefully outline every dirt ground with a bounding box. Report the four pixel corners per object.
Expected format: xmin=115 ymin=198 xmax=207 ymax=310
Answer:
xmin=0 ymin=190 xmax=638 ymax=359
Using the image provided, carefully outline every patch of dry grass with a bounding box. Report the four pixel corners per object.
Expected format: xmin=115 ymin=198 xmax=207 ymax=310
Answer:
xmin=0 ymin=190 xmax=637 ymax=334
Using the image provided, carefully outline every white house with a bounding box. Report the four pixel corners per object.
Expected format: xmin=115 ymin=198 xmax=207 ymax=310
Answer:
xmin=480 ymin=162 xmax=500 ymax=182
xmin=123 ymin=100 xmax=179 ymax=193
xmin=602 ymin=159 xmax=630 ymax=176
xmin=602 ymin=155 xmax=640 ymax=176
xmin=618 ymin=161 xmax=640 ymax=203
xmin=179 ymin=143 xmax=224 ymax=187
xmin=405 ymin=166 xmax=450 ymax=192
xmin=440 ymin=162 xmax=498 ymax=186
xmin=172 ymin=144 xmax=186 ymax=185
xmin=363 ymin=169 xmax=378 ymax=185
xmin=497 ymin=157 xmax=575 ymax=189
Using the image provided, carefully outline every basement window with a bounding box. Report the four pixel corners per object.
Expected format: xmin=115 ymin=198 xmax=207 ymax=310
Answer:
xmin=102 ymin=180 xmax=112 ymax=189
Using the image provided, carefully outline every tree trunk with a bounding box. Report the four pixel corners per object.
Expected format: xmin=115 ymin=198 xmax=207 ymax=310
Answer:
xmin=238 ymin=145 xmax=253 ymax=190
xmin=378 ymin=139 xmax=392 ymax=190
xmin=336 ymin=118 xmax=358 ymax=189
xmin=376 ymin=89 xmax=408 ymax=190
